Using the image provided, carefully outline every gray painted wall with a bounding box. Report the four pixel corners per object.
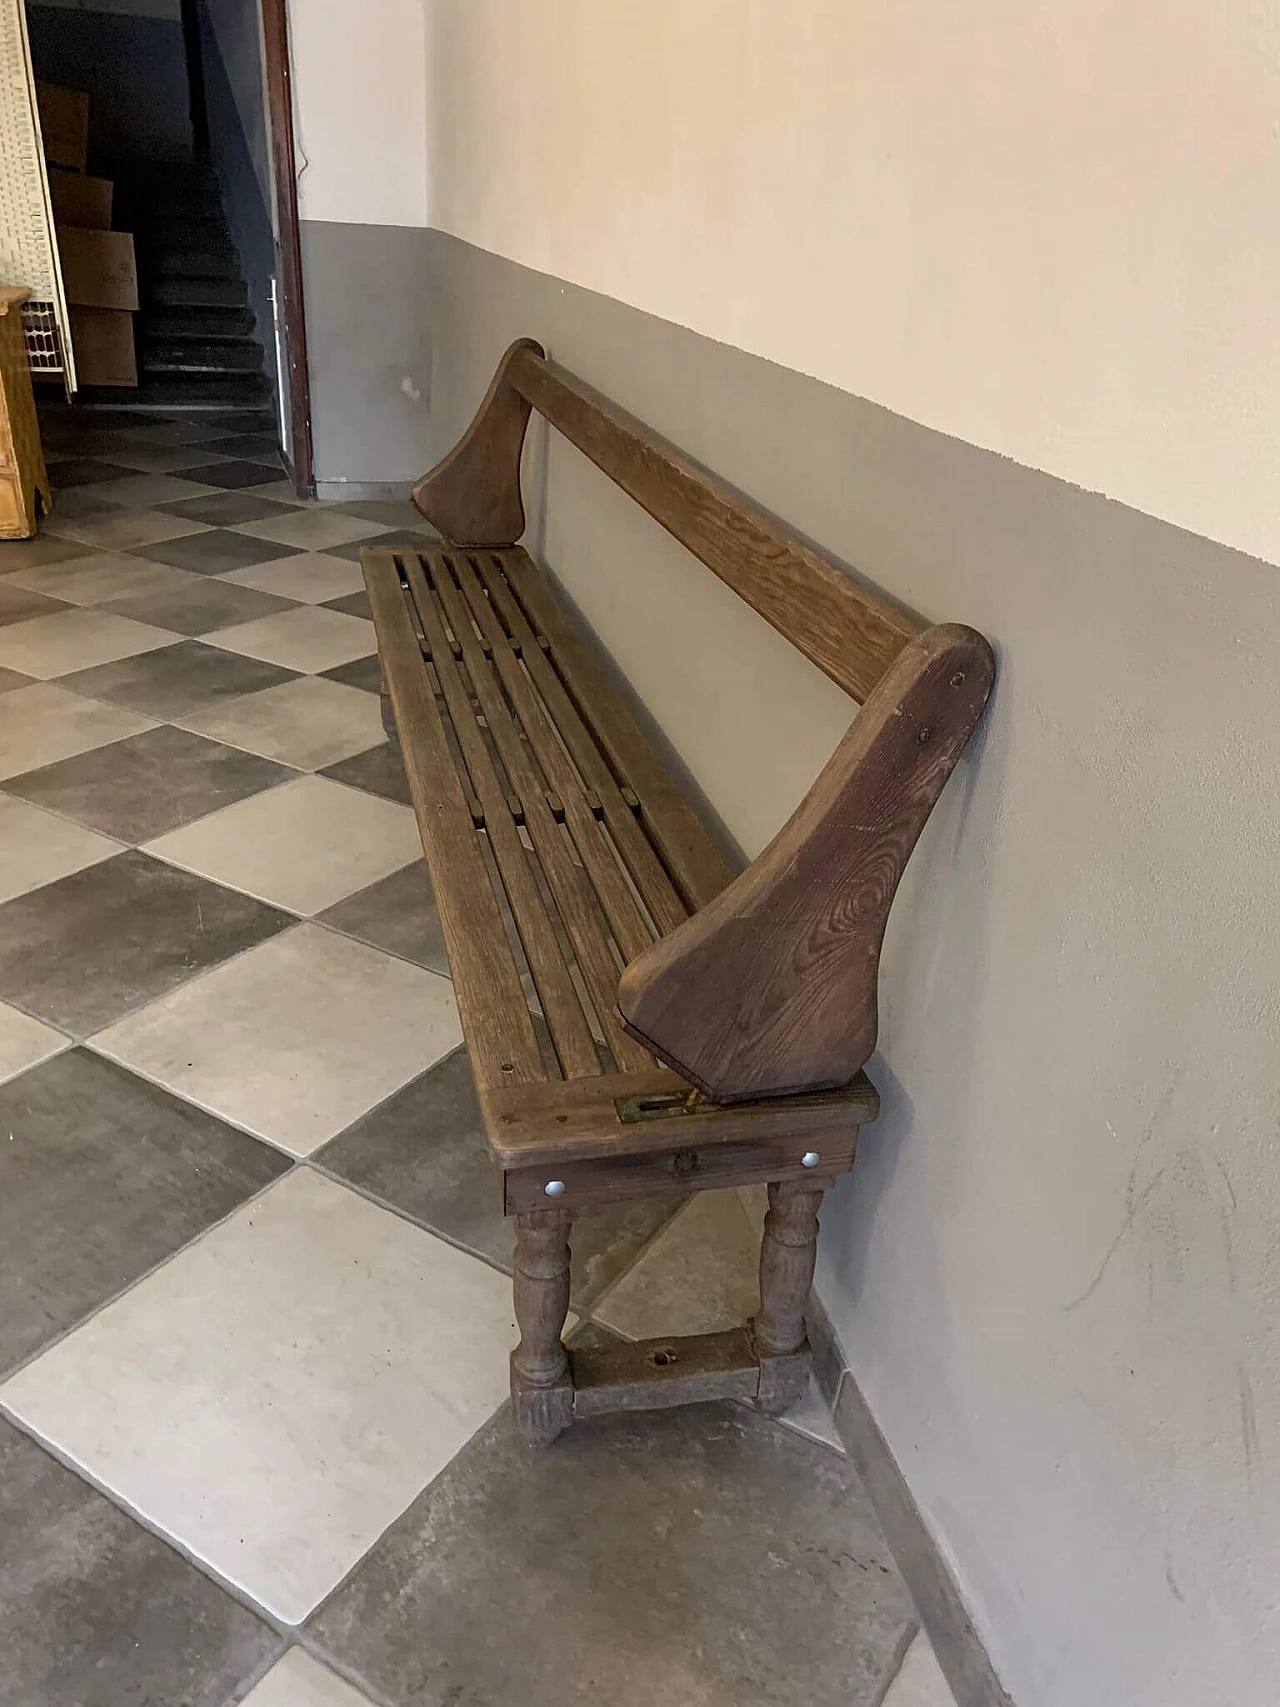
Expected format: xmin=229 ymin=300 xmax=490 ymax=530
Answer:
xmin=414 ymin=228 xmax=1280 ymax=1707
xmin=299 ymin=220 xmax=434 ymax=489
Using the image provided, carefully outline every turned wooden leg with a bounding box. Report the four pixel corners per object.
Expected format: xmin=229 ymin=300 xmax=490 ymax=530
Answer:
xmin=753 ymin=1180 xmax=823 ymax=1414
xmin=510 ymin=1207 xmax=575 ymax=1447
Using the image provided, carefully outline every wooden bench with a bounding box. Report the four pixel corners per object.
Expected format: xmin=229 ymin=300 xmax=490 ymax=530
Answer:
xmin=362 ymin=340 xmax=994 ymax=1447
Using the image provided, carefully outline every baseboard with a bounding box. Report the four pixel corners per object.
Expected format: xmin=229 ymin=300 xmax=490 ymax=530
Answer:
xmin=314 ymin=479 xmax=415 ymax=502
xmin=806 ymin=1293 xmax=1013 ymax=1707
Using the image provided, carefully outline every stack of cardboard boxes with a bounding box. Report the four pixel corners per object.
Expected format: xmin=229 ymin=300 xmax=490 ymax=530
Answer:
xmin=37 ymin=81 xmax=138 ymax=388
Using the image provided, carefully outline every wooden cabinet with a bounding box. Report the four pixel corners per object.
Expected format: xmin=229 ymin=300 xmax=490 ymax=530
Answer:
xmin=0 ymin=286 xmax=51 ymax=540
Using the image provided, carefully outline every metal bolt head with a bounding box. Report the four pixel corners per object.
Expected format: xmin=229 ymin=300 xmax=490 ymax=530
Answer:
xmin=801 ymin=1151 xmax=821 ymax=1169
xmin=544 ymin=1179 xmax=567 ymax=1198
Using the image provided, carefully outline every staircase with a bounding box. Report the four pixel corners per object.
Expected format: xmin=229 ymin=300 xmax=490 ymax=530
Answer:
xmin=100 ymin=160 xmax=273 ymax=409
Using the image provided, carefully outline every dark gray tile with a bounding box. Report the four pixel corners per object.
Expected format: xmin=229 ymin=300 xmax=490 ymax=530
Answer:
xmin=0 ymin=533 xmax=94 ymax=572
xmin=155 ymin=491 xmax=296 ymax=527
xmin=204 ymin=410 xmax=278 ymax=434
xmin=178 ymin=460 xmax=291 ymax=490
xmin=325 ymin=498 xmax=426 ymax=529
xmin=320 ymin=860 xmax=445 ymax=970
xmin=326 ymin=529 xmax=439 ymax=563
xmin=0 ymin=666 xmax=32 ymax=694
xmin=321 ymin=654 xmax=383 ymax=695
xmin=321 ymin=739 xmax=410 ymax=804
xmin=0 ymin=1049 xmax=290 ymax=1373
xmin=132 ymin=529 xmax=306 ymax=575
xmin=5 ymin=724 xmax=294 ymax=843
xmin=132 ymin=419 xmax=232 ymax=448
xmin=0 ymin=584 xmax=73 ymax=628
xmin=61 ymin=640 xmax=300 ymax=719
xmin=307 ymin=1403 xmax=914 ymax=1707
xmin=47 ymin=458 xmax=135 ymax=487
xmin=102 ymin=577 xmax=298 ymax=636
xmin=322 ymin=588 xmax=371 ymax=619
xmin=205 ymin=434 xmax=282 ymax=464
xmin=0 ymin=850 xmax=292 ymax=1035
xmin=0 ymin=1418 xmax=283 ymax=1707
xmin=315 ymin=1048 xmax=680 ymax=1307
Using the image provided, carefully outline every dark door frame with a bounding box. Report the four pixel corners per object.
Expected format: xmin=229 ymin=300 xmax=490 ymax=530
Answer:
xmin=259 ymin=0 xmax=314 ymax=495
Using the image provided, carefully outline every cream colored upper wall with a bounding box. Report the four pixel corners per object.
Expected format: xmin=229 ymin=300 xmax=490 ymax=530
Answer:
xmin=426 ymin=0 xmax=1280 ymax=566
xmin=288 ymin=0 xmax=428 ymax=228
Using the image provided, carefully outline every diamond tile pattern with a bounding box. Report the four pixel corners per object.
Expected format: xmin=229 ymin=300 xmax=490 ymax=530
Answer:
xmin=0 ymin=405 xmax=915 ymax=1707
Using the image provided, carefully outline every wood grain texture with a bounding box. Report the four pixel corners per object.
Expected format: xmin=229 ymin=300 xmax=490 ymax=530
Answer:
xmin=487 ymin=1066 xmax=876 ymax=1171
xmin=511 ymin=1207 xmax=575 ymax=1447
xmin=0 ymin=286 xmax=50 ymax=540
xmin=754 ymin=1182 xmax=823 ymax=1361
xmin=412 ymin=339 xmax=543 ymax=545
xmin=401 ymin=554 xmax=601 ymax=1078
xmin=362 ymin=551 xmax=544 ymax=1089
xmin=509 ymin=346 xmax=924 ymax=702
xmin=617 ymin=623 xmax=995 ymax=1102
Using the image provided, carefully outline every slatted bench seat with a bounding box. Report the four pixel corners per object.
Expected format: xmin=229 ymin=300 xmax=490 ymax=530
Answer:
xmin=362 ymin=339 xmax=994 ymax=1446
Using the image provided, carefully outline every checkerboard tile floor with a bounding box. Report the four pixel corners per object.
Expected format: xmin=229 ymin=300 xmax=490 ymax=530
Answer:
xmin=0 ymin=409 xmax=953 ymax=1707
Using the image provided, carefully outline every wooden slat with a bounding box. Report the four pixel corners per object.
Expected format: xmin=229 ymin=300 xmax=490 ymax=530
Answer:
xmin=361 ymin=551 xmax=544 ymax=1089
xmin=407 ymin=553 xmax=652 ymax=1074
xmin=509 ymin=347 xmax=924 ymax=703
xmin=570 ymin=1329 xmax=762 ymax=1416
xmin=499 ymin=547 xmax=737 ymax=913
xmin=451 ymin=551 xmax=658 ymax=960
xmin=395 ymin=555 xmax=599 ymax=1079
xmin=473 ymin=551 xmax=688 ymax=937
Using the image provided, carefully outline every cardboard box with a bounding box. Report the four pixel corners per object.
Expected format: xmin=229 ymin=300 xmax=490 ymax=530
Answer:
xmin=57 ymin=227 xmax=139 ymax=312
xmin=49 ymin=168 xmax=112 ymax=231
xmin=36 ymin=82 xmax=90 ymax=173
xmin=69 ymin=307 xmax=137 ymax=388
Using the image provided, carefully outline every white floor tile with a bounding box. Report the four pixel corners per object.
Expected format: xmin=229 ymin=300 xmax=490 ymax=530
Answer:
xmin=177 ymin=676 xmax=387 ymax=770
xmin=0 ymin=796 xmax=123 ymax=904
xmin=219 ymin=552 xmax=366 ymax=604
xmin=145 ymin=775 xmax=422 ymax=915
xmin=0 ymin=684 xmax=156 ymax=779
xmin=6 ymin=552 xmax=199 ymax=607
xmin=89 ymin=473 xmax=222 ymax=508
xmin=41 ymin=509 xmax=210 ymax=552
xmin=92 ymin=923 xmax=462 ymax=1154
xmin=231 ymin=510 xmax=388 ymax=551
xmin=241 ymin=1649 xmax=375 ymax=1706
xmin=594 ymin=1190 xmax=762 ymax=1340
xmin=208 ymin=607 xmax=377 ymax=674
xmin=0 ymin=1168 xmax=516 ymax=1624
xmin=882 ymin=1632 xmax=958 ymax=1707
xmin=0 ymin=609 xmax=175 ymax=679
xmin=0 ymin=1000 xmax=68 ymax=1085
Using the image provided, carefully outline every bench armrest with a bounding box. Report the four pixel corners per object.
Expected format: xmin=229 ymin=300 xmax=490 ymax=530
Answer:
xmin=616 ymin=623 xmax=994 ymax=1103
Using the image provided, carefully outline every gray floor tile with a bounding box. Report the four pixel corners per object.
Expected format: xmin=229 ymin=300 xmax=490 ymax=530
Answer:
xmin=319 ymin=860 xmax=446 ymax=971
xmin=324 ymin=498 xmax=426 ymax=529
xmin=0 ymin=533 xmax=94 ymax=572
xmin=5 ymin=724 xmax=295 ymax=844
xmin=102 ymin=576 xmax=299 ymax=636
xmin=0 ymin=1048 xmax=290 ymax=1373
xmin=320 ymin=740 xmax=410 ymax=804
xmin=0 ymin=584 xmax=73 ymax=628
xmin=157 ymin=491 xmax=297 ymax=527
xmin=205 ymin=433 xmax=282 ymax=463
xmin=0 ymin=666 xmax=32 ymax=694
xmin=0 ymin=1418 xmax=283 ymax=1707
xmin=180 ymin=460 xmax=293 ymax=490
xmin=320 ymin=655 xmax=382 ymax=695
xmin=134 ymin=529 xmax=306 ymax=576
xmin=315 ymin=1048 xmax=681 ymax=1307
xmin=322 ymin=589 xmax=371 ymax=619
xmin=46 ymin=458 xmax=134 ymax=487
xmin=61 ymin=640 xmax=301 ymax=720
xmin=325 ymin=530 xmax=438 ymax=564
xmin=0 ymin=849 xmax=292 ymax=1035
xmin=307 ymin=1403 xmax=915 ymax=1707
